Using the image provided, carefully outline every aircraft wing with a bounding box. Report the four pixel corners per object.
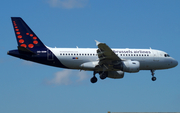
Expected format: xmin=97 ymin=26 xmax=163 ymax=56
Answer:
xmin=95 ymin=40 xmax=121 ymax=67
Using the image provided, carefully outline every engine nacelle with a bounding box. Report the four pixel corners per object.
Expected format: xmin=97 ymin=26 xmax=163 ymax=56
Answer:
xmin=107 ymin=71 xmax=124 ymax=79
xmin=113 ymin=60 xmax=140 ymax=73
xmin=80 ymin=61 xmax=99 ymax=70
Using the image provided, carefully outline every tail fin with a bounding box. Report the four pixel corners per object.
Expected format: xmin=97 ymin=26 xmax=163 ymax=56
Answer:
xmin=11 ymin=17 xmax=46 ymax=50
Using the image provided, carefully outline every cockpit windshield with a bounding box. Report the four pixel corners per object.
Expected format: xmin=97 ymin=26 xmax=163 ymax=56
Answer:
xmin=164 ymin=54 xmax=170 ymax=57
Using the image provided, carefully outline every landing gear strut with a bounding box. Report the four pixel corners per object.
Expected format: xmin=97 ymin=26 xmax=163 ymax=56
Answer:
xmin=99 ymin=71 xmax=108 ymax=80
xmin=151 ymin=70 xmax=156 ymax=81
xmin=90 ymin=71 xmax=108 ymax=83
xmin=90 ymin=71 xmax=98 ymax=83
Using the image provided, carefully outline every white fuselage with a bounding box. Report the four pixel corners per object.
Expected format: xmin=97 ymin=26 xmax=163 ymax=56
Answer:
xmin=48 ymin=47 xmax=178 ymax=71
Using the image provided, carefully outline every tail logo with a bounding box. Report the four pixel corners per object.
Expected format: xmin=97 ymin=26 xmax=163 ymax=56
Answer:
xmin=19 ymin=39 xmax=24 ymax=43
xmin=18 ymin=35 xmax=22 ymax=38
xmin=21 ymin=44 xmax=27 ymax=48
xmin=28 ymin=44 xmax=34 ymax=48
xmin=13 ymin=20 xmax=39 ymax=49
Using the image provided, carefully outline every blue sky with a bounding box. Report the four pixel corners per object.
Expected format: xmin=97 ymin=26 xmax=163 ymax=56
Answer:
xmin=0 ymin=0 xmax=180 ymax=113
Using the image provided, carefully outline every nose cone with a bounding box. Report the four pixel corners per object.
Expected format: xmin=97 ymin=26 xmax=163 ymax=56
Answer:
xmin=170 ymin=58 xmax=178 ymax=68
xmin=173 ymin=59 xmax=178 ymax=67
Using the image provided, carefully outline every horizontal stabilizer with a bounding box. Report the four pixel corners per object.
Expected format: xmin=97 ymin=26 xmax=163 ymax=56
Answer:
xmin=18 ymin=46 xmax=36 ymax=55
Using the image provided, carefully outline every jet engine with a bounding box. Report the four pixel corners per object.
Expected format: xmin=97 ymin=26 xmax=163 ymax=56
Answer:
xmin=80 ymin=61 xmax=99 ymax=70
xmin=113 ymin=60 xmax=140 ymax=73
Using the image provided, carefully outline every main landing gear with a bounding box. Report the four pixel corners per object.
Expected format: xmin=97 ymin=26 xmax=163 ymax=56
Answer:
xmin=90 ymin=71 xmax=97 ymax=83
xmin=151 ymin=70 xmax=156 ymax=81
xmin=90 ymin=71 xmax=108 ymax=83
xmin=99 ymin=71 xmax=108 ymax=80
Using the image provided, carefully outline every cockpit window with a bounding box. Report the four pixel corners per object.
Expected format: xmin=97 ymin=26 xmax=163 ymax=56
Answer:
xmin=164 ymin=54 xmax=170 ymax=57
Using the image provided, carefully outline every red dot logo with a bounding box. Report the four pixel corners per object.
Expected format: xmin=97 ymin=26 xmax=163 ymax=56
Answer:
xmin=15 ymin=29 xmax=19 ymax=31
xmin=19 ymin=39 xmax=24 ymax=43
xmin=26 ymin=33 xmax=29 ymax=35
xmin=33 ymin=40 xmax=38 ymax=44
xmin=17 ymin=35 xmax=22 ymax=39
xmin=28 ymin=44 xmax=34 ymax=48
xmin=16 ymin=32 xmax=20 ymax=34
xmin=33 ymin=37 xmax=37 ymax=39
xmin=21 ymin=44 xmax=27 ymax=48
xmin=30 ymin=34 xmax=33 ymax=37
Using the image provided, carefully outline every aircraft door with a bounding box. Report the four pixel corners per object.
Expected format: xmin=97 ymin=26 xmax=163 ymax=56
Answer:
xmin=47 ymin=49 xmax=54 ymax=60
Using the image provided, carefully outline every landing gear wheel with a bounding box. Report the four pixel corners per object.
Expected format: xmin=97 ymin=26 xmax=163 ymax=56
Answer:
xmin=150 ymin=70 xmax=157 ymax=81
xmin=90 ymin=76 xmax=97 ymax=83
xmin=100 ymin=74 xmax=107 ymax=80
xmin=152 ymin=77 xmax=156 ymax=81
xmin=99 ymin=71 xmax=108 ymax=80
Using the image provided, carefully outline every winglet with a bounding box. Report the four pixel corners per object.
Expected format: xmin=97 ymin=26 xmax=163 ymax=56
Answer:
xmin=95 ymin=40 xmax=100 ymax=46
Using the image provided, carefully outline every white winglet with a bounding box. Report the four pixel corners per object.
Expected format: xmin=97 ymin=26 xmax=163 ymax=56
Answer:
xmin=95 ymin=40 xmax=100 ymax=46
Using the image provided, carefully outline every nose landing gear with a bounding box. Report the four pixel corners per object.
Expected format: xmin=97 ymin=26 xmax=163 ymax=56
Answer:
xmin=151 ymin=70 xmax=156 ymax=81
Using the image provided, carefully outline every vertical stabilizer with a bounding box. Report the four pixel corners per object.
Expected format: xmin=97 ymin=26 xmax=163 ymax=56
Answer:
xmin=11 ymin=17 xmax=46 ymax=50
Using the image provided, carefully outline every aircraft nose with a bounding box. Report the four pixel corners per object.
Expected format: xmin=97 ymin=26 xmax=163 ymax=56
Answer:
xmin=174 ymin=59 xmax=178 ymax=67
xmin=171 ymin=58 xmax=178 ymax=67
xmin=168 ymin=58 xmax=178 ymax=68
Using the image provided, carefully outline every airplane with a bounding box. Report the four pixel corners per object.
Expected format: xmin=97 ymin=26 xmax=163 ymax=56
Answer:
xmin=8 ymin=17 xmax=178 ymax=83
